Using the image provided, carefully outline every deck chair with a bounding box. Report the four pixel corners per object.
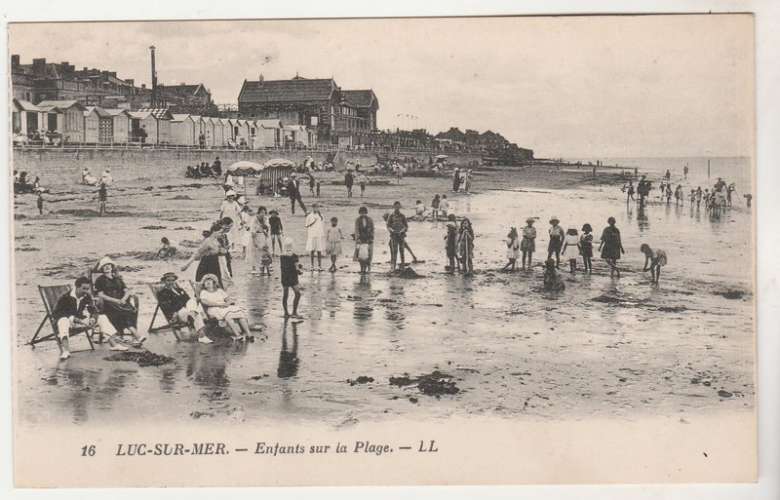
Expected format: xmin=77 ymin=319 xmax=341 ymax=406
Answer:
xmin=29 ymin=285 xmax=95 ymax=352
xmin=189 ymin=280 xmax=223 ymax=328
xmin=146 ymin=283 xmax=188 ymax=341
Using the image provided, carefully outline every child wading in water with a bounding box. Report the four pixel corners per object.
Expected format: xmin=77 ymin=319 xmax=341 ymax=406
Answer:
xmin=260 ymin=245 xmax=273 ymax=275
xmin=547 ymin=217 xmax=564 ymax=268
xmin=579 ymin=224 xmax=594 ymax=273
xmin=640 ymin=243 xmax=667 ymax=284
xmin=280 ymin=237 xmax=303 ymax=319
xmin=268 ymin=209 xmax=283 ymax=256
xmin=431 ymin=194 xmax=441 ymax=221
xmin=521 ymin=218 xmax=536 ymax=270
xmin=325 ymin=217 xmax=344 ymax=273
xmin=502 ymin=227 xmax=520 ymax=272
xmin=543 ymin=258 xmax=565 ymax=291
xmin=444 ymin=214 xmax=459 ymax=273
xmin=562 ymin=227 xmax=580 ymax=273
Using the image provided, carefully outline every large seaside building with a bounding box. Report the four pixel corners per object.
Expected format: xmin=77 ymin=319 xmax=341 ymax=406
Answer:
xmin=10 ymin=55 xmax=216 ymax=115
xmin=237 ymin=75 xmax=378 ymax=147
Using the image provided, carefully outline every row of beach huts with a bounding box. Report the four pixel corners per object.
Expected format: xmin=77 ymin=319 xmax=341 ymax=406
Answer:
xmin=11 ymin=98 xmax=317 ymax=148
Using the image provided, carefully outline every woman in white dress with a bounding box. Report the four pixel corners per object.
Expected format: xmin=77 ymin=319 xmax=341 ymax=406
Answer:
xmin=198 ymin=274 xmax=250 ymax=340
xmin=305 ymin=203 xmax=325 ymax=271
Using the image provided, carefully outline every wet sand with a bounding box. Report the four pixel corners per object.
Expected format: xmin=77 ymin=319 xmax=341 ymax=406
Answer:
xmin=13 ymin=162 xmax=754 ymax=427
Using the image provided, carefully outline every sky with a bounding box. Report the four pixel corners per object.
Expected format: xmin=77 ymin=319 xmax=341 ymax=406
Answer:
xmin=9 ymin=15 xmax=754 ymax=158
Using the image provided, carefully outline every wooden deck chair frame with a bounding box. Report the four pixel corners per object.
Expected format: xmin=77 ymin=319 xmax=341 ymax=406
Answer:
xmin=146 ymin=283 xmax=188 ymax=341
xmin=88 ymin=268 xmax=139 ymax=343
xmin=29 ymin=285 xmax=95 ymax=352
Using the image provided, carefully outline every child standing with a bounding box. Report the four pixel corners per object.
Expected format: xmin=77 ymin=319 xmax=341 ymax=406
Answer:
xmin=305 ymin=203 xmax=325 ymax=271
xmin=315 ymin=180 xmax=321 ymax=198
xmin=36 ymin=192 xmax=44 ymax=215
xmin=268 ymin=209 xmax=283 ymax=256
xmin=562 ymin=227 xmax=580 ymax=273
xmin=547 ymin=217 xmax=564 ymax=268
xmin=502 ymin=227 xmax=520 ymax=272
xmin=280 ymin=237 xmax=303 ymax=319
xmin=325 ymin=217 xmax=344 ymax=273
xmin=431 ymin=194 xmax=441 ymax=221
xmin=260 ymin=245 xmax=273 ymax=275
xmin=444 ymin=214 xmax=459 ymax=273
xmin=640 ymin=243 xmax=667 ymax=284
xmin=457 ymin=217 xmax=475 ymax=275
xmin=439 ymin=195 xmax=449 ymax=220
xmin=520 ymin=218 xmax=536 ymax=270
xmin=358 ymin=173 xmax=368 ymax=197
xmin=579 ymin=224 xmax=594 ymax=273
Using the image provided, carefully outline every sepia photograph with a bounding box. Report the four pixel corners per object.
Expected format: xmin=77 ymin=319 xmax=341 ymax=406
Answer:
xmin=6 ymin=11 xmax=762 ymax=488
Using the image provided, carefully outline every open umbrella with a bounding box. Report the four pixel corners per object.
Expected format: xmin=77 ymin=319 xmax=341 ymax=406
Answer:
xmin=435 ymin=154 xmax=449 ymax=160
xmin=264 ymin=158 xmax=295 ymax=168
xmin=226 ymin=161 xmax=264 ymax=176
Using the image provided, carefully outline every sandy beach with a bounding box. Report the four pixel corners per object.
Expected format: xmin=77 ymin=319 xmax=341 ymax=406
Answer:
xmin=12 ymin=159 xmax=754 ymax=428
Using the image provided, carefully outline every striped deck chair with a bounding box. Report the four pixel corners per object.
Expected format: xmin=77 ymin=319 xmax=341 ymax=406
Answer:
xmin=28 ymin=285 xmax=96 ymax=352
xmin=146 ymin=283 xmax=188 ymax=341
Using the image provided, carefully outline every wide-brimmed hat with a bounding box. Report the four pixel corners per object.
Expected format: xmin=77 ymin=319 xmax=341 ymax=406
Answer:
xmin=200 ymin=273 xmax=220 ymax=286
xmin=160 ymin=272 xmax=178 ymax=282
xmin=96 ymin=256 xmax=116 ymax=272
xmin=225 ymin=189 xmax=237 ymax=198
xmin=549 ymin=217 xmax=560 ymax=224
xmin=526 ymin=217 xmax=536 ymax=224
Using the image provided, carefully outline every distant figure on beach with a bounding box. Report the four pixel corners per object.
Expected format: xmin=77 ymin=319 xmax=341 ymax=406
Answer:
xmin=463 ymin=169 xmax=473 ymax=193
xmin=199 ymin=274 xmax=251 ymax=341
xmin=664 ymin=169 xmax=671 ymax=182
xmin=413 ymin=200 xmax=427 ymax=221
xmin=562 ymin=228 xmax=580 ymax=274
xmin=250 ymin=207 xmax=270 ymax=274
xmin=357 ymin=173 xmax=368 ymax=197
xmin=439 ymin=195 xmax=449 ymax=219
xmin=543 ymin=258 xmax=565 ymax=292
xmin=326 ymin=217 xmax=344 ymax=273
xmin=458 ymin=217 xmax=475 ymax=276
xmin=695 ymin=186 xmax=703 ymax=209
xmin=665 ymin=184 xmax=673 ymax=204
xmin=287 ymin=174 xmax=306 ymax=215
xmin=182 ymin=218 xmax=233 ymax=288
xmin=689 ymin=189 xmax=696 ymax=208
xmin=431 ymin=194 xmax=441 ymax=221
xmin=308 ymin=173 xmax=316 ymax=196
xmin=683 ymin=164 xmax=689 ymax=180
xmin=52 ymin=276 xmax=127 ymax=360
xmin=212 ymin=157 xmax=222 ymax=177
xmin=452 ymin=167 xmax=461 ymax=192
xmin=354 ymin=206 xmax=375 ymax=274
xmin=623 ymin=180 xmax=635 ymax=203
xmin=521 ymin=218 xmax=537 ymax=270
xmin=94 ymin=256 xmax=145 ymax=347
xmin=305 ymin=203 xmax=325 ymax=271
xmin=97 ymin=182 xmax=108 ymax=216
xmin=579 ymin=223 xmax=594 ymax=273
xmin=219 ymin=190 xmax=242 ymax=250
xmin=444 ymin=214 xmax=459 ymax=273
xmin=386 ymin=201 xmax=409 ymax=271
xmin=82 ymin=167 xmax=98 ymax=185
xmin=345 ymin=170 xmax=354 ymax=198
xmin=547 ymin=217 xmax=564 ymax=269
xmin=156 ymin=272 xmax=211 ymax=344
xmin=674 ymin=185 xmax=684 ymax=206
xmin=744 ymin=193 xmax=752 ymax=208
xmin=637 ymin=176 xmax=650 ymax=206
xmin=36 ymin=192 xmax=44 ymax=215
xmin=640 ymin=243 xmax=667 ymax=285
xmin=280 ymin=237 xmax=303 ymax=319
xmin=727 ymin=183 xmax=736 ymax=207
xmin=101 ymin=168 xmax=113 ymax=186
xmin=599 ymin=217 xmax=625 ymax=278
xmin=156 ymin=237 xmax=177 ymax=260
xmin=316 ymin=179 xmax=321 ymax=198
xmin=269 ymin=209 xmax=283 ymax=256
xmin=502 ymin=227 xmax=520 ymax=272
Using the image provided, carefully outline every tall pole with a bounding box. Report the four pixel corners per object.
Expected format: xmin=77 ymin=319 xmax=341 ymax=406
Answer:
xmin=150 ymin=45 xmax=158 ymax=108
xmin=707 ymin=159 xmax=711 ymax=180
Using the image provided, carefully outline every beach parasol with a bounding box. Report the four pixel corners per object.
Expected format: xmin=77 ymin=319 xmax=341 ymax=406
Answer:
xmin=435 ymin=154 xmax=448 ymax=160
xmin=226 ymin=161 xmax=264 ymax=176
xmin=264 ymin=158 xmax=295 ymax=168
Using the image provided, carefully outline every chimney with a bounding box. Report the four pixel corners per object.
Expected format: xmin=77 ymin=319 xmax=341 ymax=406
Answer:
xmin=83 ymin=67 xmax=88 ymax=72
xmin=11 ymin=54 xmax=20 ymax=68
xmin=141 ymin=83 xmax=147 ymax=89
xmin=110 ymin=71 xmax=117 ymax=78
xmin=32 ymin=58 xmax=46 ymax=75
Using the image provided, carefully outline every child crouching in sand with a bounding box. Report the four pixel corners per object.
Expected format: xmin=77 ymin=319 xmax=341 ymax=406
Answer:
xmin=543 ymin=258 xmax=565 ymax=292
xmin=640 ymin=243 xmax=667 ymax=284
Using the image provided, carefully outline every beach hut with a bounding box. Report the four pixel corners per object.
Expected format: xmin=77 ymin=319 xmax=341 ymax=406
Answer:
xmin=36 ymin=100 xmax=86 ymax=143
xmin=11 ymin=99 xmax=41 ymax=138
xmin=254 ymin=119 xmax=282 ymax=149
xmin=216 ymin=118 xmax=230 ymax=147
xmin=190 ymin=115 xmax=206 ymax=147
xmin=129 ymin=108 xmax=173 ymax=145
xmin=104 ymin=108 xmax=131 ymax=144
xmin=235 ymin=119 xmax=252 ymax=148
xmin=83 ymin=106 xmax=114 ymax=144
xmin=283 ymin=125 xmax=312 ymax=148
xmin=201 ymin=117 xmax=216 ymax=147
xmin=171 ymin=114 xmax=197 ymax=146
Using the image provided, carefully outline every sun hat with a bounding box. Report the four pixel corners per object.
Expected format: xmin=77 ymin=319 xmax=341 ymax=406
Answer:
xmin=160 ymin=272 xmax=178 ymax=282
xmin=225 ymin=189 xmax=237 ymax=198
xmin=549 ymin=217 xmax=560 ymax=224
xmin=95 ymin=256 xmax=116 ymax=272
xmin=200 ymin=273 xmax=220 ymax=286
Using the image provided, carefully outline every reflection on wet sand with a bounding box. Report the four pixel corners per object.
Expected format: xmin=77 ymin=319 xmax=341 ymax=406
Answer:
xmin=383 ymin=280 xmax=406 ymax=329
xmin=351 ymin=274 xmax=374 ymax=324
xmin=278 ymin=321 xmax=300 ymax=379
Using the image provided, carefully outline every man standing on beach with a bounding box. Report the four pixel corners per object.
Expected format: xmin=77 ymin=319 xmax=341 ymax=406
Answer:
xmin=345 ymin=169 xmax=354 ymax=198
xmin=386 ymin=201 xmax=408 ymax=271
xmin=287 ymin=174 xmax=306 ymax=215
xmin=97 ymin=182 xmax=107 ymax=216
xmin=452 ymin=167 xmax=460 ymax=192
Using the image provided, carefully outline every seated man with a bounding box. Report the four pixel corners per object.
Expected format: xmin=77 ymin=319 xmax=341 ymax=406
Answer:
xmin=199 ymin=162 xmax=212 ymax=178
xmin=53 ymin=277 xmax=127 ymax=360
xmin=156 ymin=272 xmax=212 ymax=344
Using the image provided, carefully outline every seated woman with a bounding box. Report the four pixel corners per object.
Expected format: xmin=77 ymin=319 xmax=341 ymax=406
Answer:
xmin=198 ymin=274 xmax=251 ymax=341
xmin=93 ymin=257 xmax=146 ymax=347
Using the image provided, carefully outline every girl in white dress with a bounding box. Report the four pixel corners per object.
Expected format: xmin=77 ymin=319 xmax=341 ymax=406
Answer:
xmin=305 ymin=203 xmax=325 ymax=271
xmin=198 ymin=274 xmax=251 ymax=340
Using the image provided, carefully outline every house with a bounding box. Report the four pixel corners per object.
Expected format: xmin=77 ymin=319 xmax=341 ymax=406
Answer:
xmin=253 ymin=119 xmax=282 ymax=148
xmin=104 ymin=108 xmax=131 ymax=143
xmin=237 ymin=75 xmax=379 ymax=146
xmin=128 ymin=108 xmax=173 ymax=144
xmin=171 ymin=114 xmax=197 ymax=146
xmin=83 ymin=106 xmax=115 ymax=143
xmin=35 ymin=99 xmax=86 ymax=143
